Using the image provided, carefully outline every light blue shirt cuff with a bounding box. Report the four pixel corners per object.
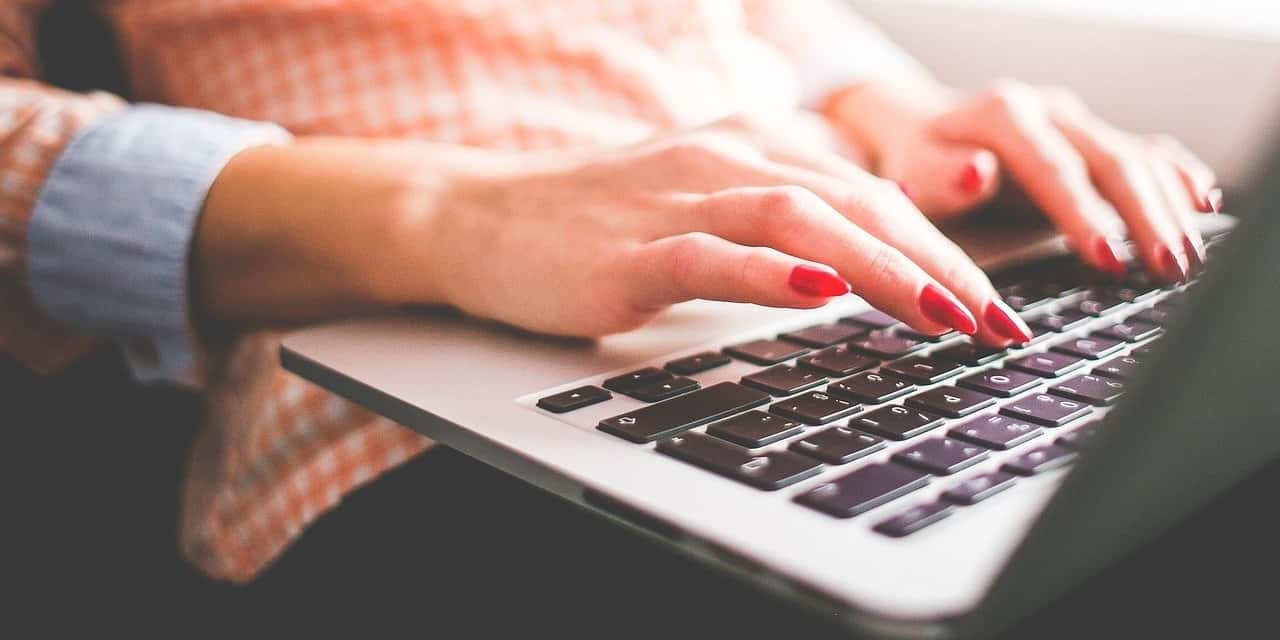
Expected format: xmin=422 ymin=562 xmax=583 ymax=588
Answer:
xmin=27 ymin=104 xmax=292 ymax=386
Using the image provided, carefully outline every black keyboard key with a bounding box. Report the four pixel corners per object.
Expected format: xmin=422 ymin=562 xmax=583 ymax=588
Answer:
xmin=770 ymin=390 xmax=862 ymax=425
xmin=1037 ymin=275 xmax=1088 ymax=298
xmin=1032 ymin=308 xmax=1091 ymax=332
xmin=603 ymin=367 xmax=671 ymax=394
xmin=1050 ymin=335 xmax=1125 ymax=360
xmin=797 ymin=345 xmax=877 ymax=377
xmin=1025 ymin=323 xmax=1056 ymax=344
xmin=1104 ymin=283 xmax=1161 ymax=303
xmin=779 ymin=323 xmax=866 ymax=348
xmin=1078 ymin=293 xmax=1127 ymax=317
xmin=848 ymin=330 xmax=927 ymax=359
xmin=723 ymin=339 xmax=809 ymax=366
xmin=949 ymin=414 xmax=1043 ymax=450
xmin=933 ymin=341 xmax=1005 ymax=366
xmin=892 ymin=437 xmax=989 ymax=475
xmin=1050 ymin=374 xmax=1125 ymax=406
xmin=1057 ymin=420 xmax=1103 ymax=450
xmin=740 ymin=365 xmax=826 ymax=396
xmin=665 ymin=351 xmax=732 ymax=375
xmin=881 ymin=356 xmax=964 ymax=385
xmin=1098 ymin=318 xmax=1162 ymax=343
xmin=957 ymin=368 xmax=1041 ymax=398
xmin=1132 ymin=306 xmax=1171 ymax=326
xmin=706 ymin=410 xmax=804 ymax=448
xmin=942 ymin=471 xmax=1018 ymax=505
xmin=998 ymin=283 xmax=1052 ymax=311
xmin=1094 ymin=354 xmax=1142 ymax=380
xmin=537 ymin=386 xmax=612 ymax=413
xmin=1006 ymin=351 xmax=1087 ymax=378
xmin=597 ymin=382 xmax=769 ymax=443
xmin=906 ymin=386 xmax=996 ymax=418
xmin=894 ymin=327 xmax=957 ymax=343
xmin=1000 ymin=393 xmax=1092 ymax=427
xmin=795 ymin=463 xmax=930 ymax=518
xmin=629 ymin=376 xmax=701 ymax=401
xmin=840 ymin=309 xmax=899 ymax=329
xmin=789 ymin=426 xmax=885 ymax=464
xmin=1003 ymin=445 xmax=1078 ymax=476
xmin=828 ymin=371 xmax=915 ymax=404
xmin=874 ymin=501 xmax=954 ymax=537
xmin=852 ymin=405 xmax=945 ymax=440
xmin=629 ymin=376 xmax=700 ymax=402
xmin=657 ymin=433 xmax=821 ymax=490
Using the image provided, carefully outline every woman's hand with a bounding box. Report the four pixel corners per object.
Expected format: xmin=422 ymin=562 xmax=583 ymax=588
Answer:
xmin=386 ymin=116 xmax=1033 ymax=345
xmin=825 ymin=80 xmax=1221 ymax=283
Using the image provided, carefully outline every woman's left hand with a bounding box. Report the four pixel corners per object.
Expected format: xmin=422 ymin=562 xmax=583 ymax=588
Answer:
xmin=825 ymin=79 xmax=1221 ymax=283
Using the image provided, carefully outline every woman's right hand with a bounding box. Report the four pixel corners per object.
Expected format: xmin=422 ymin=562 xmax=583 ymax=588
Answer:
xmin=389 ymin=116 xmax=1034 ymax=346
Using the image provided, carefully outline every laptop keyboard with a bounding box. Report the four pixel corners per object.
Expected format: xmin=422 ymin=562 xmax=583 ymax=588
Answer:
xmin=533 ymin=235 xmax=1226 ymax=538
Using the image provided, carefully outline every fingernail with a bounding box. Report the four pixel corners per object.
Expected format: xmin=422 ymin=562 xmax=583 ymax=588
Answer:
xmin=1157 ymin=243 xmax=1188 ymax=283
xmin=789 ymin=265 xmax=850 ymax=297
xmin=1183 ymin=234 xmax=1206 ymax=273
xmin=983 ymin=300 xmax=1034 ymax=343
xmin=1205 ymin=187 xmax=1223 ymax=214
xmin=897 ymin=181 xmax=916 ymax=202
xmin=918 ymin=283 xmax=978 ymax=334
xmin=1091 ymin=236 xmax=1127 ymax=279
xmin=957 ymin=161 xmax=984 ymax=195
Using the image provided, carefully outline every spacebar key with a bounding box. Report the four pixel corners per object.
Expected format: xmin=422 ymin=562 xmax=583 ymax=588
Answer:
xmin=598 ymin=382 xmax=769 ymax=443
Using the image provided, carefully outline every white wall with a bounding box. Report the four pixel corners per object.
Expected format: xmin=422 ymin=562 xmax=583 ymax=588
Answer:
xmin=853 ymin=0 xmax=1280 ymax=189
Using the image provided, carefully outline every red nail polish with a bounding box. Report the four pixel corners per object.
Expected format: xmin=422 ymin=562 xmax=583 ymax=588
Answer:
xmin=1205 ymin=188 xmax=1223 ymax=214
xmin=897 ymin=181 xmax=916 ymax=202
xmin=1157 ymin=243 xmax=1188 ymax=283
xmin=957 ymin=161 xmax=984 ymax=195
xmin=789 ymin=265 xmax=849 ymax=297
xmin=918 ymin=283 xmax=977 ymax=334
xmin=983 ymin=300 xmax=1034 ymax=343
xmin=1183 ymin=235 xmax=1206 ymax=273
xmin=1091 ymin=236 xmax=1127 ymax=279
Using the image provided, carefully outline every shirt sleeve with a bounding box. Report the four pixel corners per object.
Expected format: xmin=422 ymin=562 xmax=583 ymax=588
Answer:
xmin=27 ymin=106 xmax=291 ymax=386
xmin=0 ymin=1 xmax=291 ymax=386
xmin=741 ymin=0 xmax=933 ymax=110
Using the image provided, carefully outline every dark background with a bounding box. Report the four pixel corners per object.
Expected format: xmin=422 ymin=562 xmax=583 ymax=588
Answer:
xmin=11 ymin=3 xmax=1280 ymax=637
xmin=8 ymin=349 xmax=1280 ymax=637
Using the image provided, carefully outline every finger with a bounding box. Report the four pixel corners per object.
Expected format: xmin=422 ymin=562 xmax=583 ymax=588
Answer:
xmin=932 ymin=83 xmax=1130 ymax=279
xmin=1147 ymin=152 xmax=1207 ymax=273
xmin=665 ymin=160 xmax=1029 ymax=345
xmin=1051 ymin=114 xmax=1190 ymax=283
xmin=907 ymin=145 xmax=1001 ymax=219
xmin=776 ymin=167 xmax=1028 ymax=347
xmin=690 ymin=185 xmax=982 ymax=337
xmin=1150 ymin=135 xmax=1221 ymax=213
xmin=626 ymin=232 xmax=846 ymax=311
xmin=716 ymin=116 xmax=1002 ymax=218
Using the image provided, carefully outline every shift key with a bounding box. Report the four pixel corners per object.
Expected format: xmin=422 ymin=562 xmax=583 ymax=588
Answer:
xmin=597 ymin=382 xmax=769 ymax=443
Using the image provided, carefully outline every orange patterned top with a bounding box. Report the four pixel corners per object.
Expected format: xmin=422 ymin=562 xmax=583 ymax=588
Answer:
xmin=0 ymin=0 xmax=920 ymax=582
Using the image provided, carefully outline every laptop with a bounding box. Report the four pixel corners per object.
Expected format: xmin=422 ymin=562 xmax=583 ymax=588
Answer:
xmin=280 ymin=156 xmax=1279 ymax=637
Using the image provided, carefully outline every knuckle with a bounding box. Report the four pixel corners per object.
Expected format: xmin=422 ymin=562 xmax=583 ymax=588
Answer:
xmin=735 ymin=248 xmax=768 ymax=291
xmin=655 ymin=134 xmax=735 ymax=166
xmin=757 ymin=185 xmax=820 ymax=218
xmin=720 ymin=111 xmax=766 ymax=132
xmin=862 ymin=244 xmax=903 ymax=291
xmin=984 ymin=79 xmax=1037 ymax=114
xmin=666 ymin=232 xmax=714 ymax=291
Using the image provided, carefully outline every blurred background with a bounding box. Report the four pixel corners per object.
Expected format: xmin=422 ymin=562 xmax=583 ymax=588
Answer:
xmin=855 ymin=0 xmax=1280 ymax=194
